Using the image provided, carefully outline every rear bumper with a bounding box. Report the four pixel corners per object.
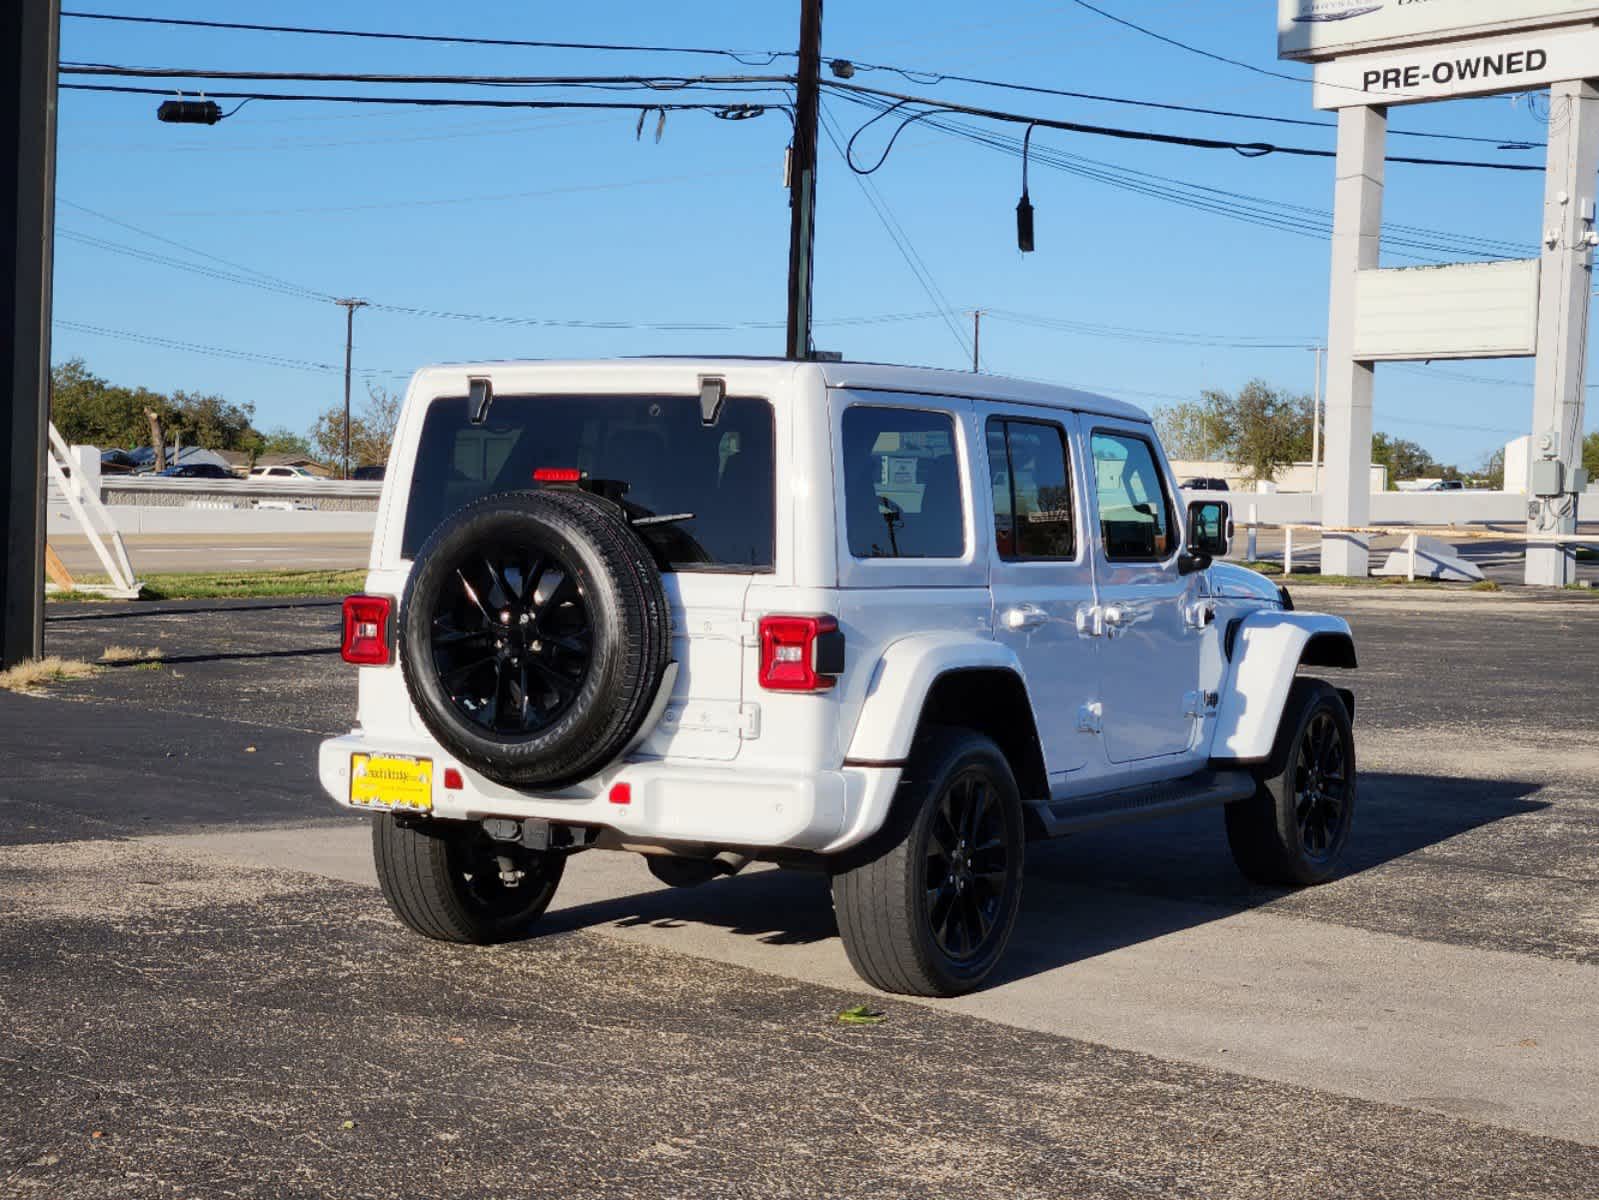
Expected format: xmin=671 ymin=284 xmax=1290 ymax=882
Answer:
xmin=317 ymin=731 xmax=901 ymax=854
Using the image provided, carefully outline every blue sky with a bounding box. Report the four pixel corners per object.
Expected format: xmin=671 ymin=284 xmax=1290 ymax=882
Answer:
xmin=52 ymin=0 xmax=1572 ymax=468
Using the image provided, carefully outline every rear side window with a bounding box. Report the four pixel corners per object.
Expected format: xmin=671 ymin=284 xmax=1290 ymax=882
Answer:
xmin=1090 ymin=431 xmax=1176 ymax=561
xmin=986 ymin=418 xmax=1075 ymax=560
xmin=841 ymin=406 xmax=965 ymax=559
xmin=401 ymin=393 xmax=775 ymax=571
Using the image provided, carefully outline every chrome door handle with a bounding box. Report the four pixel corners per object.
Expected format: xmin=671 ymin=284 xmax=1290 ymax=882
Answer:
xmin=1102 ymin=605 xmax=1129 ymax=630
xmin=1002 ymin=604 xmax=1049 ymax=632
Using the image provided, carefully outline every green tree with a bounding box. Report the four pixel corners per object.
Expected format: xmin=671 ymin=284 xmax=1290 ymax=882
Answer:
xmin=256 ymin=427 xmax=313 ymax=458
xmin=49 ymin=358 xmax=165 ymax=448
xmin=1369 ymin=432 xmax=1439 ymax=486
xmin=308 ymin=385 xmax=402 ymax=474
xmin=1223 ymin=380 xmax=1315 ymax=483
xmin=1154 ymin=393 xmax=1235 ymax=461
xmin=166 ymin=390 xmax=258 ymax=450
xmin=1478 ymin=447 xmax=1506 ymax=491
xmin=1584 ymin=430 xmax=1599 ymax=479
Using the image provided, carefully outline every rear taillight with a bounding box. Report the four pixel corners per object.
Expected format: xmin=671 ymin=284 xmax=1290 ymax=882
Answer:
xmin=341 ymin=594 xmax=392 ymax=666
xmin=758 ymin=615 xmax=845 ymax=692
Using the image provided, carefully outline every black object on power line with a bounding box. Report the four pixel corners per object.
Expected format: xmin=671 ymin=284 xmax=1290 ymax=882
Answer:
xmin=157 ymin=98 xmax=222 ymax=125
xmin=1017 ymin=123 xmax=1037 ymax=253
xmin=786 ymin=0 xmax=822 ymax=361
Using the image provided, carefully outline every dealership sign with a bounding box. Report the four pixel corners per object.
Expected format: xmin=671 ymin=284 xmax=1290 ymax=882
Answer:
xmin=1311 ymin=22 xmax=1599 ymax=106
xmin=1280 ymin=0 xmax=1599 ymax=62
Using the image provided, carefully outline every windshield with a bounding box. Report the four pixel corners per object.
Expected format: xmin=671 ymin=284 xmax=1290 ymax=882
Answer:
xmin=401 ymin=392 xmax=776 ymax=571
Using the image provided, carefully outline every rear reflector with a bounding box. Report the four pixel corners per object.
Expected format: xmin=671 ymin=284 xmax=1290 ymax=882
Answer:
xmin=443 ymin=768 xmax=463 ymax=791
xmin=340 ymin=594 xmax=392 ymax=666
xmin=533 ymin=467 xmax=583 ymax=483
xmin=608 ymin=782 xmax=632 ymax=805
xmin=758 ymin=615 xmax=844 ymax=692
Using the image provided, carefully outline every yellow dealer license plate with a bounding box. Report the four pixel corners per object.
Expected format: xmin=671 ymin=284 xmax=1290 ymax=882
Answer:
xmin=350 ymin=753 xmax=433 ymax=812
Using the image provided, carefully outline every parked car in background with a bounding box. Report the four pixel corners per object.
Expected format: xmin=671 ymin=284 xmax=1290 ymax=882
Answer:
xmin=1183 ymin=477 xmax=1230 ymax=491
xmin=157 ymin=463 xmax=235 ymax=480
xmin=250 ymin=465 xmax=317 ymax=480
xmin=1423 ymin=480 xmax=1465 ymax=491
xmin=352 ymin=465 xmax=386 ymax=481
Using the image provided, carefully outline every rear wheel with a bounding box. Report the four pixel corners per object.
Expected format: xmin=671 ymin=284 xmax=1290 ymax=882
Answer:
xmin=372 ymin=815 xmax=565 ymax=944
xmin=1225 ymin=678 xmax=1356 ymax=886
xmin=832 ymin=729 xmax=1025 ymax=997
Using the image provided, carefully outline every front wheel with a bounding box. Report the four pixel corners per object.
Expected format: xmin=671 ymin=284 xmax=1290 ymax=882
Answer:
xmin=1225 ymin=678 xmax=1356 ymax=886
xmin=372 ymin=815 xmax=565 ymax=944
xmin=832 ymin=729 xmax=1025 ymax=997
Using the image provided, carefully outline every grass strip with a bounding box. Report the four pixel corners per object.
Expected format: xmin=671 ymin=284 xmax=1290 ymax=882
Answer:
xmin=50 ymin=569 xmax=365 ymax=603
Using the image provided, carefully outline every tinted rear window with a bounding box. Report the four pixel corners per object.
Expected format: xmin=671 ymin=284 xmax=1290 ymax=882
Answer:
xmin=841 ymin=406 xmax=965 ymax=559
xmin=402 ymin=394 xmax=775 ymax=570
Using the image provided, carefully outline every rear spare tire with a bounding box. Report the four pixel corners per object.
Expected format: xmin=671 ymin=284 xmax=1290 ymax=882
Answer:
xmin=399 ymin=489 xmax=671 ymax=790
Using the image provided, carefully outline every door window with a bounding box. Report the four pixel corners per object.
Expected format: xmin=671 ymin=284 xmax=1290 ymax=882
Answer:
xmin=1090 ymin=432 xmax=1176 ymax=562
xmin=986 ymin=419 xmax=1075 ymax=560
xmin=841 ymin=406 xmax=965 ymax=559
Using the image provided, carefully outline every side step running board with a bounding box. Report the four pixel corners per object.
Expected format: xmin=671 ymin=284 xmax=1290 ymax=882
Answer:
xmin=1033 ymin=769 xmax=1257 ymax=838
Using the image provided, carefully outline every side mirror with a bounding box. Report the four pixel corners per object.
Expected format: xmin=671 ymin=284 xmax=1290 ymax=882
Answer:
xmin=1185 ymin=499 xmax=1231 ymax=564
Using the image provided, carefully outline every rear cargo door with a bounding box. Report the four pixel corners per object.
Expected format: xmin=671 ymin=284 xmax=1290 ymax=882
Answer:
xmin=632 ymin=573 xmax=753 ymax=762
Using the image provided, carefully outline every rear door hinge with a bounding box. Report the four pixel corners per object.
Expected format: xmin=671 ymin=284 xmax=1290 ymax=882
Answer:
xmin=738 ymin=702 xmax=762 ymax=739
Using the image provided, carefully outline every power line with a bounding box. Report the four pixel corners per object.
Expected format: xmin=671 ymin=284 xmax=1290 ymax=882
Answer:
xmin=59 ymin=10 xmax=790 ymax=66
xmin=57 ymin=198 xmax=329 ymax=292
xmin=984 ymin=309 xmax=1320 ymax=350
xmin=1063 ymin=0 xmax=1314 ymax=86
xmin=832 ymin=62 xmax=1540 ymax=151
xmin=56 ymin=228 xmax=332 ymax=301
xmin=60 ymin=82 xmax=783 ymax=121
xmin=849 ymin=99 xmax=1534 ymax=263
xmin=59 ymin=63 xmax=795 ymax=90
xmin=57 ymin=7 xmax=1537 ymax=149
xmin=826 ymin=81 xmax=1544 ymax=175
xmin=53 ymin=318 xmax=406 ymax=377
xmin=818 ymin=103 xmax=973 ymax=364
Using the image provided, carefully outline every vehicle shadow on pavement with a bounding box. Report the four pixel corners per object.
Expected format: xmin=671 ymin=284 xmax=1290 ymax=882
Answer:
xmin=539 ymin=866 xmax=839 ymax=947
xmin=532 ymin=771 xmax=1548 ymax=988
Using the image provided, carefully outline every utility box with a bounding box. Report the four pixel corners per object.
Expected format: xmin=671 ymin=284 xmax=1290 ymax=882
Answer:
xmin=1530 ymin=459 xmax=1566 ymax=498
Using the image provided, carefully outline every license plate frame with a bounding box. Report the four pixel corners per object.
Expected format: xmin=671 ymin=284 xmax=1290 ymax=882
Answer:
xmin=349 ymin=752 xmax=434 ymax=812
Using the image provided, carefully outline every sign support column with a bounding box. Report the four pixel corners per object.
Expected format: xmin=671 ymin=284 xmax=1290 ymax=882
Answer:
xmin=1320 ymin=104 xmax=1386 ymax=578
xmin=1526 ymin=79 xmax=1599 ymax=588
xmin=1 ymin=0 xmax=59 ymax=669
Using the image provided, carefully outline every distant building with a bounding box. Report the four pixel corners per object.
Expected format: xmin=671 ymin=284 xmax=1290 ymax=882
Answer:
xmin=1170 ymin=460 xmax=1388 ymax=494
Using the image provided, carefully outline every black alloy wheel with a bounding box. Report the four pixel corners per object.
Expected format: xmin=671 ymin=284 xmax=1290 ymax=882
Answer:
xmin=1294 ymin=709 xmax=1351 ymax=863
xmin=924 ymin=769 xmax=1012 ymax=962
xmin=372 ymin=815 xmax=565 ymax=944
xmin=832 ymin=728 xmax=1025 ymax=997
xmin=429 ymin=551 xmax=593 ymax=736
xmin=1224 ymin=677 xmax=1357 ymax=887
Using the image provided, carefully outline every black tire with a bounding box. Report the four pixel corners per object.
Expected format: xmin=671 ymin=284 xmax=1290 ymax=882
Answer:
xmin=1225 ymin=678 xmax=1356 ymax=886
xmin=399 ymin=489 xmax=672 ymax=790
xmin=372 ymin=815 xmax=565 ymax=944
xmin=832 ymin=729 xmax=1025 ymax=997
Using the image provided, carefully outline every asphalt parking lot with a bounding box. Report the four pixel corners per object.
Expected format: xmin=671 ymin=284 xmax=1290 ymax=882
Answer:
xmin=4 ymin=587 xmax=1599 ymax=1197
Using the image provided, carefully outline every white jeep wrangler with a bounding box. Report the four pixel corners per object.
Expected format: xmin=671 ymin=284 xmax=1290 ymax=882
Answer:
xmin=321 ymin=358 xmax=1357 ymax=997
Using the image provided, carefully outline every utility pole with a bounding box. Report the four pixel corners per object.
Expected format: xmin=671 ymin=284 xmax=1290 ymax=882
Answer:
xmin=336 ymin=298 xmax=368 ymax=480
xmin=785 ymin=0 xmax=822 ymax=361
xmin=1 ymin=0 xmax=59 ymax=670
xmin=1309 ymin=345 xmax=1324 ymax=494
xmin=971 ymin=310 xmax=982 ymax=373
